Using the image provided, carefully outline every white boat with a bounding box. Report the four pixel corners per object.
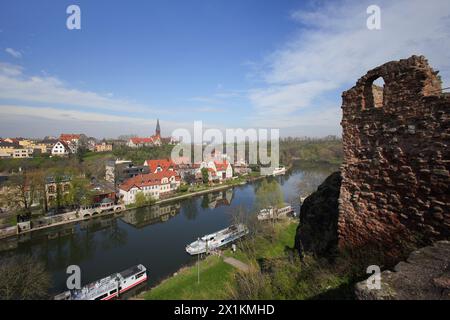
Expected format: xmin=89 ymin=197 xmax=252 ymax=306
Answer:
xmin=54 ymin=264 xmax=147 ymax=300
xmin=186 ymin=224 xmax=249 ymax=255
xmin=257 ymin=205 xmax=296 ymax=221
xmin=271 ymin=166 xmax=286 ymax=176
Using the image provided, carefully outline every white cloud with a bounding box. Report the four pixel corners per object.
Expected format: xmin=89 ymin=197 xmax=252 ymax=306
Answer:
xmin=5 ymin=48 xmax=22 ymax=58
xmin=249 ymin=81 xmax=337 ymax=116
xmin=249 ymin=0 xmax=450 ymax=134
xmin=0 ymin=62 xmax=158 ymax=113
xmin=0 ymin=104 xmax=193 ymax=138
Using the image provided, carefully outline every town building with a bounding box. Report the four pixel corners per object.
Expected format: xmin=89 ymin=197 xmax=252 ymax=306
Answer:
xmin=51 ymin=141 xmax=71 ymax=157
xmin=94 ymin=141 xmax=113 ymax=152
xmin=143 ymin=159 xmax=176 ymax=173
xmin=38 ymin=138 xmax=59 ymax=153
xmin=105 ymin=160 xmax=150 ymax=184
xmin=0 ymin=140 xmax=34 ymax=158
xmin=59 ymin=134 xmax=81 ymax=153
xmin=90 ymin=179 xmax=116 ymax=204
xmin=198 ymin=160 xmax=233 ymax=182
xmin=0 ymin=140 xmax=19 ymax=158
xmin=12 ymin=148 xmax=33 ymax=158
xmin=126 ymin=119 xmax=177 ymax=148
xmin=127 ymin=137 xmax=158 ymax=148
xmin=45 ymin=176 xmax=72 ymax=205
xmin=119 ymin=171 xmax=181 ymax=205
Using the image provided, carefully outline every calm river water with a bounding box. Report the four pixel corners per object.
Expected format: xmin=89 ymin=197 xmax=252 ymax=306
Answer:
xmin=0 ymin=162 xmax=338 ymax=296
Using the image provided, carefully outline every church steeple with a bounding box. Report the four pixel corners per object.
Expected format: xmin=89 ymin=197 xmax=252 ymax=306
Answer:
xmin=155 ymin=119 xmax=161 ymax=136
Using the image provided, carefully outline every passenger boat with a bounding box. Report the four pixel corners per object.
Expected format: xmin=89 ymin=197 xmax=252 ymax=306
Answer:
xmin=54 ymin=264 xmax=147 ymax=300
xmin=257 ymin=205 xmax=296 ymax=221
xmin=271 ymin=166 xmax=286 ymax=176
xmin=186 ymin=224 xmax=249 ymax=255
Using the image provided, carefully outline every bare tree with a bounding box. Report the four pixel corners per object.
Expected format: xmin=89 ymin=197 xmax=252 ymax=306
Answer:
xmin=0 ymin=255 xmax=51 ymax=300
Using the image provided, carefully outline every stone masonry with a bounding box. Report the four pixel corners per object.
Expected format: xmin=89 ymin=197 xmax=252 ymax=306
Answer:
xmin=338 ymin=55 xmax=450 ymax=255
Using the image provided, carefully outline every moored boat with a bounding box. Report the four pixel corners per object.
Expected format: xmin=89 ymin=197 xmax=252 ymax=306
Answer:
xmin=257 ymin=205 xmax=296 ymax=221
xmin=186 ymin=224 xmax=249 ymax=255
xmin=54 ymin=264 xmax=147 ymax=300
xmin=272 ymin=166 xmax=286 ymax=176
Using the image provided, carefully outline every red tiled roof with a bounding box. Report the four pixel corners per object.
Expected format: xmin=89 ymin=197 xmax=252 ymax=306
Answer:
xmin=60 ymin=134 xmax=81 ymax=141
xmin=119 ymin=171 xmax=180 ymax=192
xmin=214 ymin=160 xmax=230 ymax=171
xmin=144 ymin=159 xmax=175 ymax=173
xmin=130 ymin=137 xmax=154 ymax=144
xmin=55 ymin=140 xmax=71 ymax=151
xmin=208 ymin=168 xmax=217 ymax=176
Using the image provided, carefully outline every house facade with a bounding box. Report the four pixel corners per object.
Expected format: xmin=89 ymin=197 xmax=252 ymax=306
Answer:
xmin=198 ymin=160 xmax=233 ymax=182
xmin=119 ymin=171 xmax=181 ymax=205
xmin=59 ymin=134 xmax=81 ymax=153
xmin=13 ymin=148 xmax=33 ymax=158
xmin=51 ymin=141 xmax=71 ymax=157
xmin=45 ymin=176 xmax=72 ymax=205
xmin=0 ymin=140 xmax=34 ymax=158
xmin=0 ymin=141 xmax=19 ymax=157
xmin=95 ymin=142 xmax=113 ymax=152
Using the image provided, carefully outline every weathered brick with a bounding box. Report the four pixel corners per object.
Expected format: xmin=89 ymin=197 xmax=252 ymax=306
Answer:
xmin=338 ymin=56 xmax=450 ymax=254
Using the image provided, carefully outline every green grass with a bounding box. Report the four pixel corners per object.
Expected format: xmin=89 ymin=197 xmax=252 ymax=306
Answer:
xmin=144 ymin=256 xmax=235 ymax=300
xmin=142 ymin=221 xmax=298 ymax=300
xmin=0 ymin=214 xmax=17 ymax=227
xmin=254 ymin=221 xmax=298 ymax=259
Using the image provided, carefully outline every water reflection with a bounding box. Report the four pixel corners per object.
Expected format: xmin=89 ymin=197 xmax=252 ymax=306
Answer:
xmin=121 ymin=203 xmax=181 ymax=228
xmin=201 ymin=189 xmax=234 ymax=210
xmin=0 ymin=162 xmax=338 ymax=296
xmin=296 ymin=161 xmax=340 ymax=197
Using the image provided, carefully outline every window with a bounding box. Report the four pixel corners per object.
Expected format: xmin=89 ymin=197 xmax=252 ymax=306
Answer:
xmin=94 ymin=293 xmax=108 ymax=300
xmin=364 ymin=76 xmax=385 ymax=109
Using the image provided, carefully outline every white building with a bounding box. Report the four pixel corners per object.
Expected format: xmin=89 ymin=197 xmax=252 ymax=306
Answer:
xmin=51 ymin=141 xmax=71 ymax=157
xmin=13 ymin=148 xmax=33 ymax=158
xmin=119 ymin=171 xmax=181 ymax=205
xmin=199 ymin=160 xmax=233 ymax=181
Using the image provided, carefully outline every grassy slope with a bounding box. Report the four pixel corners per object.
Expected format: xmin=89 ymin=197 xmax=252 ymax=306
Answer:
xmin=254 ymin=221 xmax=298 ymax=259
xmin=143 ymin=256 xmax=235 ymax=300
xmin=143 ymin=220 xmax=298 ymax=300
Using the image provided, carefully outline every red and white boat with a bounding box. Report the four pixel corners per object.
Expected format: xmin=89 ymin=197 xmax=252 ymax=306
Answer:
xmin=54 ymin=264 xmax=147 ymax=300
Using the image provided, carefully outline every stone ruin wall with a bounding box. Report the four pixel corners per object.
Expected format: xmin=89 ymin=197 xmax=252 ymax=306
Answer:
xmin=338 ymin=55 xmax=450 ymax=255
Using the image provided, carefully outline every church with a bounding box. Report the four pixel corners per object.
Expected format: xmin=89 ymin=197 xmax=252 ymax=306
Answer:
xmin=126 ymin=119 xmax=177 ymax=148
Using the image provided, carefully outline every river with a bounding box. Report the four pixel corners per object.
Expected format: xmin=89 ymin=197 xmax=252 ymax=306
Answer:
xmin=0 ymin=162 xmax=338 ymax=297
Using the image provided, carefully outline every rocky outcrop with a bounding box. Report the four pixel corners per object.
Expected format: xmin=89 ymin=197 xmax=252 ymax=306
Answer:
xmin=355 ymin=241 xmax=450 ymax=300
xmin=294 ymin=171 xmax=341 ymax=257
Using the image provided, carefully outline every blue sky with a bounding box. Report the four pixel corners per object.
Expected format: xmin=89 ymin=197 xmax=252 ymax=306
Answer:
xmin=0 ymin=0 xmax=449 ymax=138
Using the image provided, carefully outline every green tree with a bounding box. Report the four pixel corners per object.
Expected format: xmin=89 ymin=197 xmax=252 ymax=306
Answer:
xmin=67 ymin=177 xmax=93 ymax=207
xmin=134 ymin=192 xmax=147 ymax=207
xmin=255 ymin=179 xmax=284 ymax=211
xmin=201 ymin=167 xmax=209 ymax=184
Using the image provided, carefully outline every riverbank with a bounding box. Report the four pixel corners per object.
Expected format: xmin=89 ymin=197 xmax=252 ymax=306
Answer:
xmin=0 ymin=163 xmax=299 ymax=240
xmin=140 ymin=219 xmax=298 ymax=300
xmin=0 ymin=174 xmax=265 ymax=240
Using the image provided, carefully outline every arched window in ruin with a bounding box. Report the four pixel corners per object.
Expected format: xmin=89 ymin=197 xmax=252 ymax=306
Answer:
xmin=363 ymin=76 xmax=385 ymax=109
